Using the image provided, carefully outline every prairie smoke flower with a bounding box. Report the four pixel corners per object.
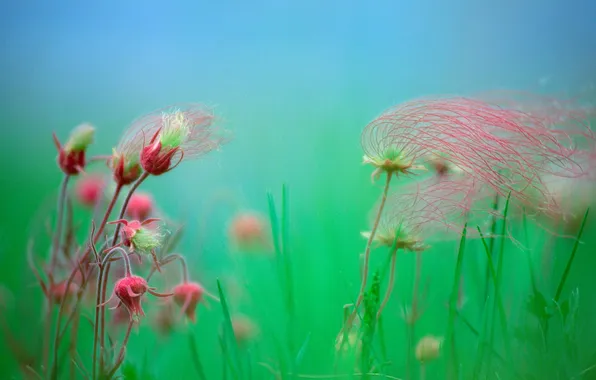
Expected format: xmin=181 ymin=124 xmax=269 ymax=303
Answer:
xmin=126 ymin=192 xmax=154 ymax=221
xmin=108 ymin=218 xmax=164 ymax=269
xmin=53 ymin=123 xmax=95 ymax=175
xmin=74 ymin=174 xmax=105 ymax=207
xmin=103 ymin=275 xmax=171 ymax=321
xmin=127 ymin=104 xmax=230 ymax=176
xmin=172 ymin=282 xmax=211 ymax=322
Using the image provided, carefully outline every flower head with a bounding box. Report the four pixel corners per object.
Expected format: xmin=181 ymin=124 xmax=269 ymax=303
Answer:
xmin=105 ymin=274 xmax=172 ymax=321
xmin=74 ymin=174 xmax=106 ymax=207
xmin=126 ymin=192 xmax=154 ymax=221
xmin=130 ymin=104 xmax=230 ymax=176
xmin=108 ymin=218 xmax=165 ymax=270
xmin=172 ymin=282 xmax=206 ymax=322
xmin=53 ymin=123 xmax=95 ymax=175
xmin=230 ymin=315 xmax=259 ymax=344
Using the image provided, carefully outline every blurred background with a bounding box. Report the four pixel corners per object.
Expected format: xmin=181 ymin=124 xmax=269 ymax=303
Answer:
xmin=1 ymin=0 xmax=596 ymax=378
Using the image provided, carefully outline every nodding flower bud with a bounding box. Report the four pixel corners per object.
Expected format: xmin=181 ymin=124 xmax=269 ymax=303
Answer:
xmin=111 ymin=150 xmax=142 ymax=186
xmin=104 ymin=274 xmax=172 ymax=321
xmin=49 ymin=280 xmax=79 ymax=305
xmin=74 ymin=175 xmax=105 ymax=207
xmin=230 ymin=315 xmax=259 ymax=344
xmin=108 ymin=218 xmax=164 ymax=270
xmin=172 ymin=282 xmax=206 ymax=322
xmin=126 ymin=192 xmax=154 ymax=221
xmin=53 ymin=123 xmax=95 ymax=175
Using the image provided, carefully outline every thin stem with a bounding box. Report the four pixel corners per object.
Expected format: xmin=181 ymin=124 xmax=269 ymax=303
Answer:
xmin=44 ymin=175 xmax=70 ymax=377
xmin=349 ymin=172 xmax=392 ymax=327
xmin=376 ymin=247 xmax=398 ymax=320
xmin=98 ymin=173 xmax=147 ymax=374
xmin=94 ymin=247 xmax=132 ymax=379
xmin=152 ymin=253 xmax=189 ymax=283
xmin=111 ymin=172 xmax=149 ymax=245
xmin=105 ymin=320 xmax=134 ymax=379
xmin=52 ymin=185 xmax=122 ymax=379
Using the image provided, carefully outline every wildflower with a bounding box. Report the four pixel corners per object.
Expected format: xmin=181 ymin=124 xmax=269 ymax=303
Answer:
xmin=172 ymin=281 xmax=218 ymax=322
xmin=126 ymin=192 xmax=154 ymax=221
xmin=228 ymin=212 xmax=270 ymax=252
xmin=103 ymin=275 xmax=171 ymax=321
xmin=53 ymin=123 xmax=95 ymax=175
xmin=111 ymin=150 xmax=142 ymax=186
xmin=133 ymin=104 xmax=229 ymax=176
xmin=74 ymin=174 xmax=105 ymax=207
xmin=415 ymin=335 xmax=443 ymax=363
xmin=108 ymin=218 xmax=164 ymax=269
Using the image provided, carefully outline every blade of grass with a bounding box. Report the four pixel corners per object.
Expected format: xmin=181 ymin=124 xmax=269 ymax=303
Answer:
xmin=295 ymin=332 xmax=311 ymax=371
xmin=281 ymin=184 xmax=296 ymax=353
xmin=217 ymin=279 xmax=244 ymax=380
xmin=486 ymin=193 xmax=511 ymax=374
xmin=477 ymin=226 xmax=513 ymax=373
xmin=554 ymin=209 xmax=589 ymax=303
xmin=483 ymin=194 xmax=500 ymax=304
xmin=188 ymin=331 xmax=207 ymax=380
xmin=446 ymin=224 xmax=467 ymax=380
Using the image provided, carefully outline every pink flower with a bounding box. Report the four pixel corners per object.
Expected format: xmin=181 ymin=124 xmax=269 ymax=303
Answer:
xmin=172 ymin=282 xmax=205 ymax=322
xmin=126 ymin=192 xmax=154 ymax=221
xmin=132 ymin=104 xmax=230 ymax=175
xmin=104 ymin=275 xmax=171 ymax=321
xmin=228 ymin=212 xmax=270 ymax=251
xmin=53 ymin=123 xmax=95 ymax=175
xmin=48 ymin=280 xmax=79 ymax=305
xmin=74 ymin=175 xmax=105 ymax=207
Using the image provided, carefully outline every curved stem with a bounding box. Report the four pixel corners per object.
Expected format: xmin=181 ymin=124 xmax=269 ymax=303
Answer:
xmin=106 ymin=320 xmax=134 ymax=380
xmin=348 ymin=172 xmax=393 ymax=327
xmin=94 ymin=247 xmax=131 ymax=378
xmin=150 ymin=253 xmax=189 ymax=283
xmin=111 ymin=172 xmax=149 ymax=246
xmin=376 ymin=247 xmax=398 ymax=320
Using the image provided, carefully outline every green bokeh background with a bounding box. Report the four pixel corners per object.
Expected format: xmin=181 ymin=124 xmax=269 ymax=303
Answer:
xmin=1 ymin=1 xmax=596 ymax=379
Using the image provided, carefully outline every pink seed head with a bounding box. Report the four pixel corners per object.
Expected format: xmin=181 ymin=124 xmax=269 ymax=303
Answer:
xmin=74 ymin=175 xmax=105 ymax=207
xmin=126 ymin=193 xmax=154 ymax=221
xmin=173 ymin=282 xmax=205 ymax=322
xmin=114 ymin=275 xmax=149 ymax=319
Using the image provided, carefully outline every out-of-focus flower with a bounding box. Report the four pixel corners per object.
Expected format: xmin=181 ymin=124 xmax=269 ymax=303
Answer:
xmin=48 ymin=280 xmax=79 ymax=305
xmin=228 ymin=212 xmax=270 ymax=252
xmin=415 ymin=335 xmax=443 ymax=363
xmin=126 ymin=192 xmax=154 ymax=221
xmin=230 ymin=314 xmax=259 ymax=344
xmin=74 ymin=174 xmax=106 ymax=207
xmin=172 ymin=281 xmax=210 ymax=322
xmin=53 ymin=123 xmax=95 ymax=175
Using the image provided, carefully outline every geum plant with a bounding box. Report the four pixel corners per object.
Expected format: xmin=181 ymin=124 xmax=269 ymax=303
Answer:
xmin=346 ymin=95 xmax=592 ymax=331
xmin=22 ymin=103 xmax=230 ymax=379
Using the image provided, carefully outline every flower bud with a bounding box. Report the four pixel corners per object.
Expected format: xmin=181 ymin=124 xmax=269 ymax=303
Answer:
xmin=126 ymin=193 xmax=154 ymax=221
xmin=53 ymin=123 xmax=95 ymax=175
xmin=114 ymin=275 xmax=148 ymax=319
xmin=173 ymin=282 xmax=205 ymax=322
xmin=415 ymin=335 xmax=442 ymax=363
xmin=74 ymin=175 xmax=105 ymax=207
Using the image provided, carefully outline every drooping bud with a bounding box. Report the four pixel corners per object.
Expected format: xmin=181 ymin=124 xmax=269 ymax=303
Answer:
xmin=74 ymin=174 xmax=105 ymax=207
xmin=126 ymin=192 xmax=154 ymax=221
xmin=53 ymin=123 xmax=95 ymax=175
xmin=172 ymin=282 xmax=205 ymax=322
xmin=113 ymin=275 xmax=149 ymax=319
xmin=231 ymin=315 xmax=259 ymax=344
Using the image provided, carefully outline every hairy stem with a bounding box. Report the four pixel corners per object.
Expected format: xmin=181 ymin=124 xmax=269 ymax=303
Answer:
xmin=376 ymin=247 xmax=398 ymax=320
xmin=348 ymin=172 xmax=392 ymax=328
xmin=94 ymin=247 xmax=133 ymax=379
xmin=98 ymin=173 xmax=147 ymax=373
